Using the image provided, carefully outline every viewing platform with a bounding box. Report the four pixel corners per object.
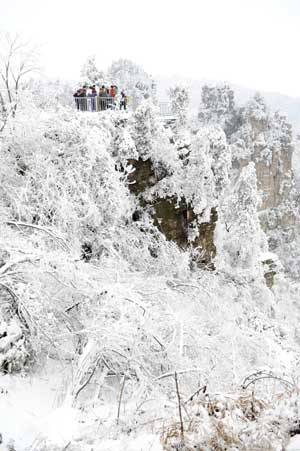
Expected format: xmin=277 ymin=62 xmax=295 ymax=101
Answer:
xmin=74 ymin=97 xmax=174 ymax=119
xmin=74 ymin=96 xmax=125 ymax=112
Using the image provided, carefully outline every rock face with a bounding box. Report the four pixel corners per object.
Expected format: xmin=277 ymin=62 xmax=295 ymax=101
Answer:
xmin=230 ymin=95 xmax=295 ymax=235
xmin=128 ymin=158 xmax=217 ymax=268
xmin=236 ymin=115 xmax=293 ymax=212
xmin=127 ymin=158 xmax=156 ymax=195
xmin=152 ymin=198 xmax=217 ymax=267
xmin=127 ymin=97 xmax=295 ymax=280
xmin=151 ymin=198 xmax=188 ymax=246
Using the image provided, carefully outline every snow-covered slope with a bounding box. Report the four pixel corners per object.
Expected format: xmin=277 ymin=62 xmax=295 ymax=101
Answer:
xmin=0 ymin=88 xmax=300 ymax=450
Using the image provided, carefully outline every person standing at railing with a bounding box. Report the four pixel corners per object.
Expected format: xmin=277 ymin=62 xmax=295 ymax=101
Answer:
xmin=73 ymin=89 xmax=81 ymax=110
xmin=98 ymin=85 xmax=107 ymax=111
xmin=73 ymin=87 xmax=87 ymax=111
xmin=90 ymin=85 xmax=97 ymax=111
xmin=79 ymin=86 xmax=87 ymax=111
xmin=120 ymin=90 xmax=127 ymax=110
xmin=109 ymin=86 xmax=115 ymax=98
xmin=86 ymin=87 xmax=93 ymax=112
xmin=108 ymin=85 xmax=116 ymax=110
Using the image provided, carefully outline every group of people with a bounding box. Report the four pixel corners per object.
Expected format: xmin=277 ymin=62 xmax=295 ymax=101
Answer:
xmin=73 ymin=85 xmax=128 ymax=112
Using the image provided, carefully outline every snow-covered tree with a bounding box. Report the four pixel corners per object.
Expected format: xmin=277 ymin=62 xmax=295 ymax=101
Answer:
xmin=111 ymin=115 xmax=138 ymax=167
xmin=80 ymin=55 xmax=104 ymax=85
xmin=166 ymin=84 xmax=191 ymax=157
xmin=107 ymin=59 xmax=155 ymax=108
xmin=0 ymin=32 xmax=39 ymax=132
xmin=168 ymin=84 xmax=190 ymax=128
xmin=199 ymin=125 xmax=231 ymax=196
xmin=216 ymin=162 xmax=268 ymax=277
xmin=198 ymin=83 xmax=236 ymax=138
xmin=130 ymin=99 xmax=161 ymax=161
xmin=26 ymin=77 xmax=74 ymax=109
xmin=230 ymin=92 xmax=270 ymax=156
xmin=245 ymin=91 xmax=269 ymax=122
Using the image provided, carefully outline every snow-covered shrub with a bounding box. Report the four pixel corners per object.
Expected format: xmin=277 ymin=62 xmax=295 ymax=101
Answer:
xmin=0 ymin=319 xmax=27 ymax=373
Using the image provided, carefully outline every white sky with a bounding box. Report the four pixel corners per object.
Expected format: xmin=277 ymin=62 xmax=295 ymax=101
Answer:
xmin=1 ymin=0 xmax=300 ymax=97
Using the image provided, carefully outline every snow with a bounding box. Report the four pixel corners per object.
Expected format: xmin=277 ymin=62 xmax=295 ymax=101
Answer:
xmin=287 ymin=435 xmax=300 ymax=451
xmin=94 ymin=435 xmax=162 ymax=451
xmin=0 ymin=361 xmax=69 ymax=449
xmin=1 ymin=58 xmax=300 ymax=449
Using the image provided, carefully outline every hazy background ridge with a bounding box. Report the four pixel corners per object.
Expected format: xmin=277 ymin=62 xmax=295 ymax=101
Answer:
xmin=156 ymin=75 xmax=300 ymax=132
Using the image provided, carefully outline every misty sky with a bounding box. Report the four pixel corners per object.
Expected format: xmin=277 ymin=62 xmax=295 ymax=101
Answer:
xmin=1 ymin=0 xmax=300 ymax=97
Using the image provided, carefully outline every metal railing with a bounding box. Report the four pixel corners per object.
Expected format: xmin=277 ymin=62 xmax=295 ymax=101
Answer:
xmin=74 ymin=97 xmax=174 ymax=118
xmin=159 ymin=102 xmax=173 ymax=117
xmin=74 ymin=96 xmax=127 ymax=112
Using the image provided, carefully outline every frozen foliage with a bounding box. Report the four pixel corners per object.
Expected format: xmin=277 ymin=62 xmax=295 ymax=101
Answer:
xmin=0 ymin=77 xmax=300 ymax=450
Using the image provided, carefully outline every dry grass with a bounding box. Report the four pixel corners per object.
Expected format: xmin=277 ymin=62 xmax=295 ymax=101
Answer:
xmin=161 ymin=390 xmax=269 ymax=450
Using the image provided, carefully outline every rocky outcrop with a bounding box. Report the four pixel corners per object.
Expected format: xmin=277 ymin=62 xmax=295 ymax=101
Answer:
xmin=238 ymin=115 xmax=293 ymax=212
xmin=127 ymin=158 xmax=156 ymax=194
xmin=128 ymin=159 xmax=217 ymax=268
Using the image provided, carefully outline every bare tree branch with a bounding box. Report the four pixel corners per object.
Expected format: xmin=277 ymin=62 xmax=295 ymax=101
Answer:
xmin=117 ymin=374 xmax=127 ymax=424
xmin=174 ymin=372 xmax=184 ymax=441
xmin=7 ymin=221 xmax=70 ymax=251
xmin=74 ymin=354 xmax=102 ymax=400
xmin=0 ymin=32 xmax=39 ymax=131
